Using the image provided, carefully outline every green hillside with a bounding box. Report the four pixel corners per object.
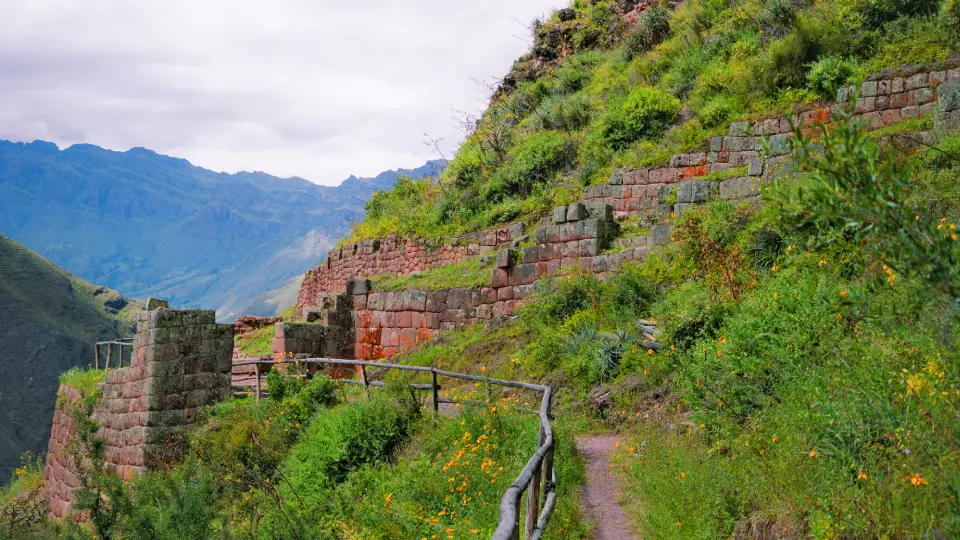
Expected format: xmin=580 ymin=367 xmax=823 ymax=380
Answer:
xmin=0 ymin=234 xmax=142 ymax=482
xmin=348 ymin=0 xmax=959 ymax=242
xmin=5 ymin=0 xmax=960 ymax=538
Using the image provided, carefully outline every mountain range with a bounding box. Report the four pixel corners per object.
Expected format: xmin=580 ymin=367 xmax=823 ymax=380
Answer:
xmin=0 ymin=139 xmax=444 ymax=321
xmin=0 ymin=234 xmax=142 ymax=480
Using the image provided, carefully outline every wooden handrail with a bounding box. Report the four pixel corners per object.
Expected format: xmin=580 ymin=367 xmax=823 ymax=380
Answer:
xmin=94 ymin=340 xmax=135 ymax=369
xmin=237 ymin=357 xmax=557 ymax=539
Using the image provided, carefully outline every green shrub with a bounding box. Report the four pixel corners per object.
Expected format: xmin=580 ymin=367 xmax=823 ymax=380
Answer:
xmin=123 ymin=459 xmax=221 ymax=539
xmin=554 ymin=66 xmax=587 ymax=93
xmin=624 ymin=4 xmax=672 ymax=56
xmin=785 ymin=103 xmax=960 ymax=303
xmin=282 ymin=392 xmax=419 ymax=488
xmin=806 ymin=55 xmax=856 ymax=99
xmin=696 ymin=93 xmax=739 ymax=128
xmin=856 ymin=0 xmax=940 ymax=29
xmin=756 ymin=15 xmax=842 ymax=94
xmin=594 ymin=87 xmax=681 ymax=149
xmin=59 ymin=367 xmax=104 ymax=394
xmin=498 ymin=131 xmax=575 ymax=197
xmin=533 ymin=94 xmax=595 ymax=131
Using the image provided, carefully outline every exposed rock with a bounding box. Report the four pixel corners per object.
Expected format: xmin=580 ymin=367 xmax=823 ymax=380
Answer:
xmin=557 ymin=7 xmax=576 ymax=21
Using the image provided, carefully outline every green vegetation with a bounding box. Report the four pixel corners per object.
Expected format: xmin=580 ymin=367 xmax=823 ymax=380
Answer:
xmin=0 ymin=234 xmax=141 ymax=481
xmin=8 ymin=363 xmax=586 ymax=538
xmin=7 ymin=1 xmax=960 ymax=537
xmin=234 ymin=325 xmax=274 ymax=357
xmin=383 ymin=105 xmax=960 ymax=535
xmin=371 ymin=256 xmax=495 ymax=291
xmin=346 ymin=0 xmax=960 ymax=244
xmin=59 ymin=368 xmax=105 ymax=395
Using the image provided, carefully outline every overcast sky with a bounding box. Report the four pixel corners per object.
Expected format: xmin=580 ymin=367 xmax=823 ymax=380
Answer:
xmin=0 ymin=0 xmax=565 ymax=185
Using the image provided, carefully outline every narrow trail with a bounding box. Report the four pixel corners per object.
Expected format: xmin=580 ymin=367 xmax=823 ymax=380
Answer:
xmin=577 ymin=435 xmax=639 ymax=540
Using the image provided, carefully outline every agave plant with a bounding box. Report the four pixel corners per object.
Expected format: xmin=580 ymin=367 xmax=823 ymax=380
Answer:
xmin=748 ymin=228 xmax=785 ymax=271
xmin=592 ymin=327 xmax=638 ymax=383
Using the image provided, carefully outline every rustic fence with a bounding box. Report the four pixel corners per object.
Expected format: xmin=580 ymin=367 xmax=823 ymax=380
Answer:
xmin=94 ymin=338 xmax=135 ymax=370
xmin=233 ymin=357 xmax=556 ymax=540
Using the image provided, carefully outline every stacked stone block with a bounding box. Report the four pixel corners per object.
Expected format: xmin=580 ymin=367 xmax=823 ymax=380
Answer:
xmin=44 ymin=385 xmax=84 ymax=519
xmin=273 ymin=322 xmax=328 ymax=356
xmin=296 ymin=223 xmax=526 ymax=316
xmin=296 ymin=61 xmax=960 ymax=362
xmin=581 ymin=64 xmax=960 ymax=221
xmin=44 ymin=309 xmax=234 ymax=520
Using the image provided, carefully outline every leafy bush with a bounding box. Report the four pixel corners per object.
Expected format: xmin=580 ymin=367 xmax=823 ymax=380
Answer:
xmin=533 ymin=94 xmax=594 ymax=132
xmin=624 ymin=4 xmax=672 ymax=56
xmin=322 ymin=405 xmax=588 ymax=539
xmin=282 ymin=392 xmax=419 ymax=488
xmin=806 ymin=55 xmax=856 ymax=99
xmin=554 ymin=66 xmax=587 ymax=93
xmin=594 ymin=87 xmax=681 ymax=149
xmin=785 ymin=104 xmax=960 ymax=303
xmin=497 ymin=131 xmax=575 ymax=197
xmin=856 ymin=0 xmax=941 ymax=29
xmin=123 ymin=459 xmax=221 ymax=539
xmin=696 ymin=93 xmax=739 ymax=128
xmin=756 ymin=15 xmax=842 ymax=93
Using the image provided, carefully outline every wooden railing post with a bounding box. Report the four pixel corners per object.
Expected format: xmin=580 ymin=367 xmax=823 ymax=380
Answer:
xmin=117 ymin=343 xmax=123 ymax=368
xmin=94 ymin=343 xmax=100 ymax=370
xmin=255 ymin=363 xmax=261 ymax=401
xmin=526 ymin=428 xmax=544 ymax=538
xmin=542 ymin=395 xmax=555 ymax=501
xmin=106 ymin=342 xmax=113 ymax=372
xmin=431 ymin=371 xmax=440 ymax=414
xmin=360 ymin=365 xmax=369 ymax=398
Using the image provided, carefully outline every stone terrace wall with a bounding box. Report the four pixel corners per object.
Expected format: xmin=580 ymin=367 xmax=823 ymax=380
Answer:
xmin=584 ymin=65 xmax=960 ymax=221
xmin=350 ymin=203 xmax=659 ymax=359
xmin=44 ymin=385 xmax=85 ymax=520
xmin=296 ymin=223 xmax=526 ymax=316
xmin=43 ymin=309 xmax=234 ymax=520
xmin=295 ymin=62 xmax=960 ymax=360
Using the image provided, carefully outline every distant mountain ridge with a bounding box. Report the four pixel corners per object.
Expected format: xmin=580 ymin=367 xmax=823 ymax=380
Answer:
xmin=0 ymin=234 xmax=143 ymax=481
xmin=0 ymin=139 xmax=444 ymax=321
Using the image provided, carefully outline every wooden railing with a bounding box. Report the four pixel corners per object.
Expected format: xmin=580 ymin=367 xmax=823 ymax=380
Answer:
xmin=233 ymin=357 xmax=557 ymax=540
xmin=94 ymin=338 xmax=135 ymax=370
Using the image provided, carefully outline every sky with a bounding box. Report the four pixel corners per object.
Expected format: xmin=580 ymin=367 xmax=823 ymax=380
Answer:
xmin=0 ymin=0 xmax=566 ymax=185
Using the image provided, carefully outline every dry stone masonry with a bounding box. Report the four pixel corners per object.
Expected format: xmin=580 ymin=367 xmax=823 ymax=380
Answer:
xmin=44 ymin=309 xmax=234 ymax=520
xmin=296 ymin=223 xmax=526 ymax=316
xmin=291 ymin=62 xmax=960 ymax=360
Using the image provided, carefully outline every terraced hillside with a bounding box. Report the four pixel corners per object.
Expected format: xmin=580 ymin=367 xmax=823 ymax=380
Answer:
xmin=5 ymin=0 xmax=960 ymax=538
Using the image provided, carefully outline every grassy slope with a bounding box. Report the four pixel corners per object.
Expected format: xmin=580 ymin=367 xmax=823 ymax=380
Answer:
xmin=345 ymin=0 xmax=959 ymax=243
xmin=0 ymin=234 xmax=141 ymax=482
xmin=330 ymin=0 xmax=960 ymax=536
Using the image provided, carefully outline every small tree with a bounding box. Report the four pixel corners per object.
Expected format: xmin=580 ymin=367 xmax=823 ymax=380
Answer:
xmin=777 ymin=100 xmax=960 ymax=305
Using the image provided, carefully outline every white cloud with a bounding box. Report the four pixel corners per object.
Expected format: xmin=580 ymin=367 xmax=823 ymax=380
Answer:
xmin=0 ymin=0 xmax=565 ymax=184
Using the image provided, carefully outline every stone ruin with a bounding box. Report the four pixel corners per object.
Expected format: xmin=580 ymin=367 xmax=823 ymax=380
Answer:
xmin=44 ymin=308 xmax=234 ymax=520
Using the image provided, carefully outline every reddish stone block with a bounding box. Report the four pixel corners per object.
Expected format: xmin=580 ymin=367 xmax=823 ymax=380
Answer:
xmin=491 ymin=268 xmax=509 ymax=288
xmin=399 ymin=329 xmax=417 ymax=349
xmin=509 ymin=264 xmax=537 ymax=286
xmin=498 ymin=286 xmax=514 ymax=301
xmin=411 ymin=311 xmax=424 ymax=328
xmin=395 ymin=311 xmax=412 ymax=328
xmin=480 ymin=287 xmax=497 ymax=304
xmin=535 ymin=262 xmax=549 ymax=278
